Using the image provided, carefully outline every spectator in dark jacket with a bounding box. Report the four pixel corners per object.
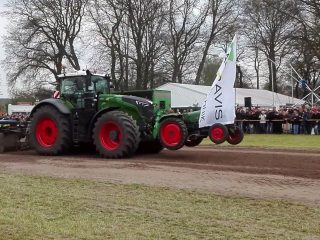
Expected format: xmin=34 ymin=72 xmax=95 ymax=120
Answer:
xmin=266 ymin=107 xmax=276 ymax=133
xmin=302 ymin=109 xmax=312 ymax=134
xmin=291 ymin=110 xmax=302 ymax=134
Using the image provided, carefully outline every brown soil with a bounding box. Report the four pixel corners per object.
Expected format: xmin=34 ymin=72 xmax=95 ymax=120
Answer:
xmin=0 ymin=146 xmax=320 ymax=205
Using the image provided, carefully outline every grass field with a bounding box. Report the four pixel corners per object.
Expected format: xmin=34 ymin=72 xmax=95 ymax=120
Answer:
xmin=203 ymin=134 xmax=320 ymax=150
xmin=0 ymin=173 xmax=319 ymax=239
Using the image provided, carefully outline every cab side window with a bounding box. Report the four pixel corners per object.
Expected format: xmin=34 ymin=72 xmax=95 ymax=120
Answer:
xmin=92 ymin=76 xmax=108 ymax=94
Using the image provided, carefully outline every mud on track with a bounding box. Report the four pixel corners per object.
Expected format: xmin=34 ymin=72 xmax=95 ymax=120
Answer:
xmin=0 ymin=146 xmax=320 ymax=205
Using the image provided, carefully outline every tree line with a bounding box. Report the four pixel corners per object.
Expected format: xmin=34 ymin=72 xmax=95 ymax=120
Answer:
xmin=1 ymin=0 xmax=320 ymax=97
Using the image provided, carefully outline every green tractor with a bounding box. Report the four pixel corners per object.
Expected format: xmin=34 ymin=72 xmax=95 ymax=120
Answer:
xmin=28 ymin=70 xmax=189 ymax=158
xmin=28 ymin=70 xmax=243 ymax=159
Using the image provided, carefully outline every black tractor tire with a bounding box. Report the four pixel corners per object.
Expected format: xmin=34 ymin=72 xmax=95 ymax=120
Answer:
xmin=226 ymin=126 xmax=244 ymax=145
xmin=93 ymin=111 xmax=140 ymax=159
xmin=136 ymin=139 xmax=164 ymax=154
xmin=209 ymin=123 xmax=228 ymax=144
xmin=185 ymin=135 xmax=204 ymax=147
xmin=159 ymin=117 xmax=188 ymax=150
xmin=29 ymin=105 xmax=72 ymax=155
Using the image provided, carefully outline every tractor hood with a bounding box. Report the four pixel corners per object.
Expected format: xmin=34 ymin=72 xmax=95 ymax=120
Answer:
xmin=122 ymin=95 xmax=154 ymax=121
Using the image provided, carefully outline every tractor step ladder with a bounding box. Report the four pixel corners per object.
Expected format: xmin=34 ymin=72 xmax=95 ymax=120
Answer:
xmin=73 ymin=112 xmax=80 ymax=146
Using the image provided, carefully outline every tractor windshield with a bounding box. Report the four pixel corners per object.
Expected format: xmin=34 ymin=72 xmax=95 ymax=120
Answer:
xmin=60 ymin=75 xmax=110 ymax=96
xmin=61 ymin=76 xmax=86 ymax=96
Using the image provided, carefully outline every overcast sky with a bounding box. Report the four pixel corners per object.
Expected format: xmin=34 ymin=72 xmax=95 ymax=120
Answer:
xmin=0 ymin=0 xmax=8 ymax=98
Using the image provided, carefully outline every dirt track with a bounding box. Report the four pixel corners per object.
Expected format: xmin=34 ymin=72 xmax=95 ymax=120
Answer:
xmin=0 ymin=146 xmax=320 ymax=205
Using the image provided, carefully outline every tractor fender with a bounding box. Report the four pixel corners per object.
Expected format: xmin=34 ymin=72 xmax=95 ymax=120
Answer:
xmin=88 ymin=107 xmax=119 ymax=135
xmin=30 ymin=98 xmax=71 ymax=117
xmin=158 ymin=113 xmax=183 ymax=122
xmin=152 ymin=113 xmax=183 ymax=139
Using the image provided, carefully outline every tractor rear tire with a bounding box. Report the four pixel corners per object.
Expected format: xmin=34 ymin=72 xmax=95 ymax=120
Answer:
xmin=137 ymin=139 xmax=164 ymax=154
xmin=159 ymin=117 xmax=188 ymax=150
xmin=226 ymin=126 xmax=244 ymax=145
xmin=209 ymin=123 xmax=228 ymax=144
xmin=29 ymin=105 xmax=72 ymax=155
xmin=93 ymin=111 xmax=140 ymax=159
xmin=185 ymin=135 xmax=203 ymax=147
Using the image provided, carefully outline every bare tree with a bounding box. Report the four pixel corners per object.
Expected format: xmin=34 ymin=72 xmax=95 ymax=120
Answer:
xmin=243 ymin=29 xmax=263 ymax=89
xmin=124 ymin=0 xmax=168 ymax=89
xmin=290 ymin=38 xmax=320 ymax=95
xmin=166 ymin=0 xmax=209 ymax=83
xmin=294 ymin=0 xmax=320 ymax=61
xmin=90 ymin=0 xmax=168 ymax=90
xmin=194 ymin=0 xmax=237 ymax=84
xmin=200 ymin=57 xmax=221 ymax=85
xmin=89 ymin=0 xmax=129 ymax=90
xmin=3 ymin=0 xmax=87 ymax=88
xmin=253 ymin=47 xmax=263 ymax=89
xmin=242 ymin=0 xmax=296 ymax=93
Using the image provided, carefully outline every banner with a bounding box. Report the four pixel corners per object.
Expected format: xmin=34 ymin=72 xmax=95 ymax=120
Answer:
xmin=199 ymin=36 xmax=237 ymax=128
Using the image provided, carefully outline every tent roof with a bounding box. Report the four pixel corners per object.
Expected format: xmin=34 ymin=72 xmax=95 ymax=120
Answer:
xmin=156 ymin=83 xmax=305 ymax=108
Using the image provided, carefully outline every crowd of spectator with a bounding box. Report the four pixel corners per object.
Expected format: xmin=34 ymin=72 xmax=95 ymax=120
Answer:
xmin=236 ymin=106 xmax=320 ymax=135
xmin=1 ymin=107 xmax=320 ymax=135
xmin=0 ymin=113 xmax=29 ymax=122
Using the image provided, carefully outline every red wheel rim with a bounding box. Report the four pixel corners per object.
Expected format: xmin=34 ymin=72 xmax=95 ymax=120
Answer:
xmin=99 ymin=122 xmax=122 ymax=150
xmin=210 ymin=127 xmax=224 ymax=141
xmin=36 ymin=117 xmax=58 ymax=147
xmin=160 ymin=122 xmax=182 ymax=147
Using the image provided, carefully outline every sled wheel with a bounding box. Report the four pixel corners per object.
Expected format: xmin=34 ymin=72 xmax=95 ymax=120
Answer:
xmin=29 ymin=105 xmax=71 ymax=155
xmin=209 ymin=123 xmax=228 ymax=144
xmin=136 ymin=139 xmax=164 ymax=154
xmin=185 ymin=135 xmax=203 ymax=147
xmin=159 ymin=117 xmax=188 ymax=150
xmin=226 ymin=126 xmax=244 ymax=145
xmin=93 ymin=111 xmax=140 ymax=158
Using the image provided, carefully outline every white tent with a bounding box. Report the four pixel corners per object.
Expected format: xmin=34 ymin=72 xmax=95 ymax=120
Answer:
xmin=156 ymin=83 xmax=305 ymax=108
xmin=8 ymin=104 xmax=34 ymax=115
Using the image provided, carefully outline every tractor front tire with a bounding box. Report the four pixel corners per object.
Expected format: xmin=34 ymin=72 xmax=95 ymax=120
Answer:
xmin=226 ymin=126 xmax=244 ymax=145
xmin=29 ymin=105 xmax=72 ymax=155
xmin=159 ymin=117 xmax=188 ymax=150
xmin=185 ymin=135 xmax=203 ymax=147
xmin=209 ymin=123 xmax=228 ymax=144
xmin=93 ymin=111 xmax=140 ymax=159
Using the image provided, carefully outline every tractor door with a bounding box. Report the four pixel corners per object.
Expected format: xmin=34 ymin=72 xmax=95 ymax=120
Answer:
xmin=60 ymin=76 xmax=96 ymax=143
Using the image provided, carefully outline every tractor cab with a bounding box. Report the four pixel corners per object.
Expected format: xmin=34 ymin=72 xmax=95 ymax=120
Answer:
xmin=58 ymin=70 xmax=112 ymax=109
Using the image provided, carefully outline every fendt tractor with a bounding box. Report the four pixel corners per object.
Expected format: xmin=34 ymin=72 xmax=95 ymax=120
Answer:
xmin=28 ymin=70 xmax=243 ymax=158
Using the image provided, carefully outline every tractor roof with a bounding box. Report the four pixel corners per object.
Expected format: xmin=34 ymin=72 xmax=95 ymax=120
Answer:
xmin=57 ymin=70 xmax=106 ymax=78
